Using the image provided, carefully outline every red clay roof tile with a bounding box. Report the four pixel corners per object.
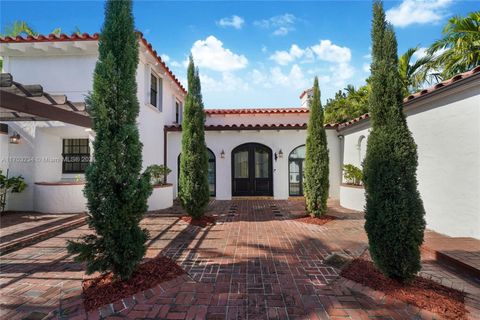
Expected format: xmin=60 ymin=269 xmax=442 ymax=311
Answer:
xmin=204 ymin=108 xmax=308 ymax=115
xmin=339 ymin=65 xmax=480 ymax=130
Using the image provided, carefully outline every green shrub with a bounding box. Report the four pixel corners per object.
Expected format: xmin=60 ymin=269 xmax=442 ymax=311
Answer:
xmin=145 ymin=165 xmax=171 ymax=185
xmin=0 ymin=169 xmax=27 ymax=212
xmin=343 ymin=164 xmax=362 ymax=186
xmin=363 ymin=1 xmax=426 ymax=283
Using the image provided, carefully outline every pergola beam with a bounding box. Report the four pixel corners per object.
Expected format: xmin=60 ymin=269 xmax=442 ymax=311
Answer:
xmin=0 ymin=91 xmax=92 ymax=128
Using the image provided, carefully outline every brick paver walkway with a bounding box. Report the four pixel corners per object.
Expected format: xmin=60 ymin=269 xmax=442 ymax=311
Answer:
xmin=1 ymin=200 xmax=479 ymax=319
xmin=0 ymin=212 xmax=84 ymax=245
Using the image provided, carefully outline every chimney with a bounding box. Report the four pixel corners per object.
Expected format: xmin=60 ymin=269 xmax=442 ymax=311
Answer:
xmin=299 ymin=87 xmax=313 ymax=108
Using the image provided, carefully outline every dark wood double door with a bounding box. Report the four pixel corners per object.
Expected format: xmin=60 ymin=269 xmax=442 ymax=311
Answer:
xmin=232 ymin=143 xmax=273 ymax=196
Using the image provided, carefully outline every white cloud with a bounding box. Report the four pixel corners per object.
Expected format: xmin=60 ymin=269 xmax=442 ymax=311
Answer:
xmin=200 ymin=72 xmax=249 ymax=92
xmin=269 ymin=44 xmax=305 ymax=65
xmin=362 ymin=63 xmax=370 ymax=73
xmin=217 ymin=15 xmax=245 ymax=29
xmin=261 ymin=45 xmax=267 ymax=53
xmin=412 ymin=47 xmax=428 ymax=61
xmin=270 ymin=40 xmax=350 ymax=66
xmin=161 ymin=54 xmax=170 ymax=62
xmin=170 ymin=60 xmax=182 ymax=68
xmin=386 ymin=0 xmax=453 ymax=28
xmin=254 ymin=14 xmax=297 ymax=36
xmin=270 ymin=64 xmax=309 ymax=90
xmin=330 ymin=63 xmax=355 ymax=87
xmin=311 ymin=40 xmax=351 ymax=63
xmin=190 ymin=35 xmax=248 ymax=72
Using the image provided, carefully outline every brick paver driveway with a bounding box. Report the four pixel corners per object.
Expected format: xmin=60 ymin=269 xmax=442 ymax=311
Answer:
xmin=1 ymin=200 xmax=477 ymax=319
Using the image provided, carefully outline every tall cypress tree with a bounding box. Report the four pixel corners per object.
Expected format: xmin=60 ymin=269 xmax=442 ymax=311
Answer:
xmin=67 ymin=0 xmax=152 ymax=281
xmin=304 ymin=77 xmax=329 ymax=217
xmin=179 ymin=56 xmax=209 ymax=218
xmin=363 ymin=0 xmax=426 ymax=282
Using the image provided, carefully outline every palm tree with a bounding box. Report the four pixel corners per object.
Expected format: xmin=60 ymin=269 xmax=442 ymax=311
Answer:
xmin=427 ymin=11 xmax=480 ymax=78
xmin=0 ymin=21 xmax=78 ymax=37
xmin=1 ymin=21 xmax=38 ymax=37
xmin=398 ymin=47 xmax=440 ymax=96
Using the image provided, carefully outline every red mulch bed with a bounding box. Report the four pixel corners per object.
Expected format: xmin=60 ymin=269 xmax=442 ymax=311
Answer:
xmin=180 ymin=215 xmax=216 ymax=227
xmin=292 ymin=215 xmax=336 ymax=226
xmin=341 ymin=258 xmax=467 ymax=320
xmin=82 ymin=255 xmax=185 ymax=311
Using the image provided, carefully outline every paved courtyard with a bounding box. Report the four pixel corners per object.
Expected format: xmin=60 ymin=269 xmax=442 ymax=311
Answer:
xmin=1 ymin=200 xmax=479 ymax=319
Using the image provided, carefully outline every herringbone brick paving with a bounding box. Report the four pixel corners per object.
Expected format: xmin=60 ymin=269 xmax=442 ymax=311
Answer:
xmin=1 ymin=200 xmax=479 ymax=319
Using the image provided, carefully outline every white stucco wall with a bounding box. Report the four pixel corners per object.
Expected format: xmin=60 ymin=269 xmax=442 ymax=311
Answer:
xmin=34 ymin=183 xmax=87 ymax=213
xmin=1 ymin=40 xmax=185 ymax=212
xmin=0 ymin=132 xmax=9 ymax=173
xmin=205 ymin=112 xmax=309 ymax=126
xmin=339 ymin=185 xmax=365 ymax=211
xmin=2 ymin=40 xmax=185 ymax=173
xmin=167 ymin=127 xmax=341 ymax=200
xmin=340 ymin=83 xmax=480 ymax=239
xmin=148 ymin=185 xmax=174 ymax=211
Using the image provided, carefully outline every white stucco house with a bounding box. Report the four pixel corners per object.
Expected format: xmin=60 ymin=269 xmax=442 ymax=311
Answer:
xmin=1 ymin=33 xmax=479 ymax=239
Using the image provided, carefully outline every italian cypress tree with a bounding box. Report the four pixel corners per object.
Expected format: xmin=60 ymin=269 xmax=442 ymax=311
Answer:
xmin=304 ymin=77 xmax=329 ymax=217
xmin=363 ymin=0 xmax=426 ymax=282
xmin=67 ymin=0 xmax=152 ymax=281
xmin=179 ymin=56 xmax=210 ymax=218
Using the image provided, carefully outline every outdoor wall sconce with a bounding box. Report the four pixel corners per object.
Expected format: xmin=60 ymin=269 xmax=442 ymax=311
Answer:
xmin=274 ymin=149 xmax=283 ymax=162
xmin=220 ymin=149 xmax=225 ymax=159
xmin=9 ymin=132 xmax=21 ymax=144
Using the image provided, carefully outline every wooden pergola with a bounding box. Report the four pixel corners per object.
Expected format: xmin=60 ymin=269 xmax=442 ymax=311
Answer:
xmin=0 ymin=73 xmax=92 ymax=128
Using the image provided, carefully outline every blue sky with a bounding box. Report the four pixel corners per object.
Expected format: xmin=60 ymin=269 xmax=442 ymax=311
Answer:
xmin=1 ymin=1 xmax=478 ymax=108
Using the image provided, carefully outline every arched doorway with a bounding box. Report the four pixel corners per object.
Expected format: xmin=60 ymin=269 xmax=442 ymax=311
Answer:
xmin=178 ymin=149 xmax=216 ymax=197
xmin=232 ymin=143 xmax=273 ymax=196
xmin=289 ymin=145 xmax=306 ymax=196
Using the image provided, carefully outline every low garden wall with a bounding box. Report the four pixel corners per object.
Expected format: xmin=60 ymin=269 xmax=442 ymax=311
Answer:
xmin=34 ymin=182 xmax=87 ymax=213
xmin=33 ymin=182 xmax=173 ymax=213
xmin=340 ymin=183 xmax=365 ymax=212
xmin=148 ymin=184 xmax=173 ymax=211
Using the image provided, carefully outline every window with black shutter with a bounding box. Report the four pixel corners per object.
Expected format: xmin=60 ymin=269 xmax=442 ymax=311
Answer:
xmin=150 ymin=74 xmax=158 ymax=107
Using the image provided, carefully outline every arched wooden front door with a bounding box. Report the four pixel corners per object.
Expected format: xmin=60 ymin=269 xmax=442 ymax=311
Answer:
xmin=232 ymin=143 xmax=273 ymax=196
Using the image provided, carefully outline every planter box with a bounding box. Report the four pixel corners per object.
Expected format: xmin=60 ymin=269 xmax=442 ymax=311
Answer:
xmin=34 ymin=182 xmax=87 ymax=213
xmin=148 ymin=184 xmax=173 ymax=211
xmin=340 ymin=183 xmax=365 ymax=212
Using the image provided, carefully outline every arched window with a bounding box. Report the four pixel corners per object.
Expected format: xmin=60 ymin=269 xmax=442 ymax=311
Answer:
xmin=289 ymin=145 xmax=306 ymax=196
xmin=178 ymin=149 xmax=216 ymax=197
xmin=358 ymin=135 xmax=366 ymax=165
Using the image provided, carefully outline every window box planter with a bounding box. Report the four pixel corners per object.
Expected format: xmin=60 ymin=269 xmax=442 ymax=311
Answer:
xmin=148 ymin=183 xmax=173 ymax=211
xmin=340 ymin=183 xmax=365 ymax=212
xmin=34 ymin=181 xmax=87 ymax=213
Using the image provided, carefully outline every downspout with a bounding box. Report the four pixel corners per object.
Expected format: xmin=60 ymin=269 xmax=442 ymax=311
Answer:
xmin=163 ymin=127 xmax=168 ymax=184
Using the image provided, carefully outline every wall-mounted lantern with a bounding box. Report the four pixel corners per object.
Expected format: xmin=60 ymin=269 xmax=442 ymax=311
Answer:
xmin=220 ymin=149 xmax=225 ymax=159
xmin=275 ymin=149 xmax=283 ymax=162
xmin=9 ymin=132 xmax=21 ymax=144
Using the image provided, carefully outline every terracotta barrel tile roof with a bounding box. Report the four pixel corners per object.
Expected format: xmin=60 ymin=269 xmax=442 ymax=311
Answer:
xmin=165 ymin=122 xmax=338 ymax=131
xmin=0 ymin=32 xmax=186 ymax=94
xmin=205 ymin=108 xmax=309 ymax=115
xmin=338 ymin=65 xmax=480 ymax=130
xmin=0 ymin=33 xmax=99 ymax=43
xmin=404 ymin=65 xmax=480 ymax=102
